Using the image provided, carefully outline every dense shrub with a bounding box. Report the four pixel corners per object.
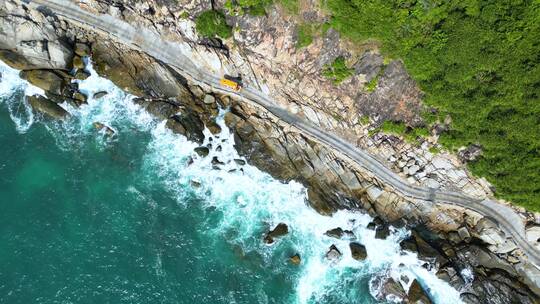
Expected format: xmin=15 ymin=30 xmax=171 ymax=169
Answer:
xmin=322 ymin=57 xmax=354 ymax=84
xmin=195 ymin=10 xmax=232 ymax=39
xmin=324 ymin=0 xmax=540 ymax=210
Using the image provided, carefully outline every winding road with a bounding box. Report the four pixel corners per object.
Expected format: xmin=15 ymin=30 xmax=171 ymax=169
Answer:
xmin=23 ymin=0 xmax=540 ymax=267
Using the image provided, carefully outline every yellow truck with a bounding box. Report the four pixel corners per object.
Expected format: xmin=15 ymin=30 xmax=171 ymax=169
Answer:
xmin=220 ymin=75 xmax=242 ymax=91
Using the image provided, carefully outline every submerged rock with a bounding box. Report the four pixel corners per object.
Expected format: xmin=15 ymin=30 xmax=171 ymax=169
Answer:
xmin=325 ymin=244 xmax=342 ymax=261
xmin=92 ymin=122 xmax=115 ymax=136
xmin=289 ymin=254 xmax=301 ymax=265
xmin=27 ymin=95 xmax=69 ymax=119
xmin=349 ymin=242 xmax=367 ymax=260
xmin=264 ymin=223 xmax=288 ymax=244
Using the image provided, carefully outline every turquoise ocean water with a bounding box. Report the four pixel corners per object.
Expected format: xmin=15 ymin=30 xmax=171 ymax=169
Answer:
xmin=0 ymin=60 xmax=462 ymax=303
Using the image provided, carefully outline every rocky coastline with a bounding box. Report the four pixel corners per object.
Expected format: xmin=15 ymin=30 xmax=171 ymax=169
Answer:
xmin=1 ymin=0 xmax=539 ymax=302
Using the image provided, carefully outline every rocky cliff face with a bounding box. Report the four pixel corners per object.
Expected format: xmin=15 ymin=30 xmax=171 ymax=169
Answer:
xmin=1 ymin=0 xmax=539 ymax=302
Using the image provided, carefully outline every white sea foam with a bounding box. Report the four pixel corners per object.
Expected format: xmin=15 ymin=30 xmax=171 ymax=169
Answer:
xmin=142 ymin=98 xmax=464 ymax=304
xmin=0 ymin=58 xmax=464 ymax=303
xmin=0 ymin=60 xmax=40 ymax=133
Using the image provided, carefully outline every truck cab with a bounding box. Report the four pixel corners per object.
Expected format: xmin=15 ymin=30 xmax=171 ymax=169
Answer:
xmin=220 ymin=74 xmax=243 ymax=91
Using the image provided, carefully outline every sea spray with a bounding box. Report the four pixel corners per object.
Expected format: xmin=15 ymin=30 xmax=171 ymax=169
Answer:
xmin=0 ymin=61 xmax=40 ymax=133
xmin=0 ymin=59 xmax=463 ymax=303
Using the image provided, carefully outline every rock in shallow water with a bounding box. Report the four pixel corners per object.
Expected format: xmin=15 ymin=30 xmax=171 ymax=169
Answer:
xmin=408 ymin=279 xmax=432 ymax=304
xmin=324 ymin=227 xmax=355 ymax=239
xmin=325 ymin=244 xmax=342 ymax=261
xmin=20 ymin=69 xmax=66 ymax=95
xmin=93 ymin=91 xmax=108 ymax=99
xmin=373 ymin=276 xmax=407 ymax=302
xmin=194 ymin=146 xmax=209 ymax=157
xmin=375 ymin=225 xmax=390 ymax=239
xmin=289 ymin=254 xmax=301 ymax=265
xmin=349 ymin=242 xmax=367 ymax=260
xmin=264 ymin=223 xmax=288 ymax=244
xmin=233 ymin=159 xmax=246 ymax=166
xmin=92 ymin=122 xmax=115 ymax=136
xmin=27 ymin=95 xmax=69 ymax=119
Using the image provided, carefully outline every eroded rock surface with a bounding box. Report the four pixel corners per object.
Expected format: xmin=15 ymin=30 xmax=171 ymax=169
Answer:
xmin=1 ymin=0 xmax=538 ymax=302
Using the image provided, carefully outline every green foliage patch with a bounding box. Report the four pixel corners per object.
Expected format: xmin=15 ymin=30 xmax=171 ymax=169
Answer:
xmin=377 ymin=121 xmax=429 ymax=143
xmin=296 ymin=24 xmax=314 ymax=48
xmin=195 ymin=10 xmax=233 ymax=39
xmin=364 ymin=74 xmax=379 ymax=92
xmin=278 ymin=0 xmax=299 ymax=14
xmin=322 ymin=57 xmax=354 ymax=84
xmin=324 ymin=0 xmax=540 ymax=210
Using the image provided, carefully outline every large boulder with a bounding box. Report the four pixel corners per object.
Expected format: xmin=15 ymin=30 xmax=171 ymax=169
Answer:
xmin=92 ymin=40 xmax=191 ymax=99
xmin=400 ymin=231 xmax=447 ymax=266
xmin=349 ymin=242 xmax=367 ymax=260
xmin=27 ymin=95 xmax=69 ymax=119
xmin=92 ymin=122 xmax=115 ymax=136
xmin=325 ymin=227 xmax=354 ymax=239
xmin=325 ymin=244 xmax=342 ymax=261
xmin=194 ymin=146 xmax=210 ymax=157
xmin=20 ymin=69 xmax=66 ymax=95
xmin=133 ymin=98 xmax=180 ymax=120
xmin=375 ymin=225 xmax=390 ymax=239
xmin=408 ymin=279 xmax=432 ymax=304
xmin=0 ymin=13 xmax=73 ymax=70
xmin=264 ymin=223 xmax=289 ymax=244
xmin=165 ymin=111 xmax=205 ymax=144
xmin=372 ymin=276 xmax=407 ymax=302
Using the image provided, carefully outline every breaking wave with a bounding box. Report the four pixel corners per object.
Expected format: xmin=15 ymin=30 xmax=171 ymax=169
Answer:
xmin=0 ymin=59 xmax=462 ymax=303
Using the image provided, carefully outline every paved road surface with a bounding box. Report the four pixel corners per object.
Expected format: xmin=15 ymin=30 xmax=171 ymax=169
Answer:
xmin=24 ymin=0 xmax=540 ymax=266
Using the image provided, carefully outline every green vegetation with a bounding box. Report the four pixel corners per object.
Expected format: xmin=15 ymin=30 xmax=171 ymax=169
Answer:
xmin=179 ymin=11 xmax=189 ymax=19
xmin=296 ymin=24 xmax=314 ymax=48
xmin=278 ymin=0 xmax=299 ymax=14
xmin=225 ymin=0 xmax=298 ymax=15
xmin=324 ymin=0 xmax=540 ymax=210
xmin=225 ymin=0 xmax=273 ymax=15
xmin=429 ymin=146 xmax=440 ymax=155
xmin=381 ymin=121 xmax=406 ymax=135
xmin=322 ymin=57 xmax=354 ymax=84
xmin=364 ymin=74 xmax=379 ymax=92
xmin=359 ymin=115 xmax=370 ymax=125
xmin=195 ymin=10 xmax=233 ymax=39
xmin=374 ymin=121 xmax=430 ymax=143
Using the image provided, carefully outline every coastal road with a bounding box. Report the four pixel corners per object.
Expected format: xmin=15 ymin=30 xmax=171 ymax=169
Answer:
xmin=24 ymin=0 xmax=540 ymax=266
